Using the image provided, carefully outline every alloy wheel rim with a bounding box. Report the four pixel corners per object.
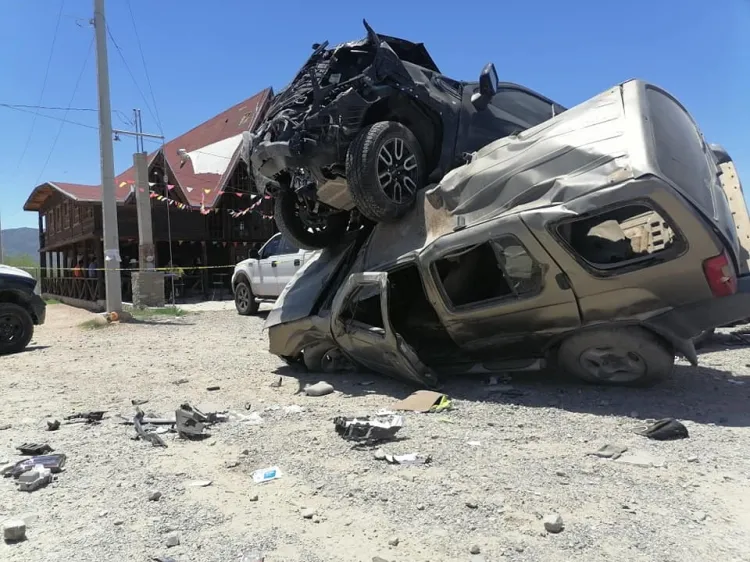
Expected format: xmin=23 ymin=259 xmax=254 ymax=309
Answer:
xmin=376 ymin=137 xmax=419 ymax=204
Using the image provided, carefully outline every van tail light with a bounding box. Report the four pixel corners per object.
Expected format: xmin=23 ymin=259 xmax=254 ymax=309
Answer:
xmin=702 ymin=251 xmax=737 ymax=298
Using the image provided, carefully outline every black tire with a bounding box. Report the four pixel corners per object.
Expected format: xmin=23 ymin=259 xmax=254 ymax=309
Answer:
xmin=302 ymin=343 xmax=338 ymax=372
xmin=0 ymin=302 xmax=34 ymax=355
xmin=346 ymin=121 xmax=426 ymax=223
xmin=234 ymin=279 xmax=259 ymax=316
xmin=556 ymin=326 xmax=674 ymax=387
xmin=274 ymin=190 xmax=350 ymax=250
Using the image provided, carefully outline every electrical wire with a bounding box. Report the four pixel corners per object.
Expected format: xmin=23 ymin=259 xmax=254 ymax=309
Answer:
xmin=13 ymin=0 xmax=66 ymax=177
xmin=126 ymin=0 xmax=163 ymax=135
xmin=35 ymin=37 xmax=95 ymax=185
xmin=105 ymin=23 xmax=160 ymax=130
xmin=1 ymin=104 xmax=98 ymax=131
xmin=0 ymin=103 xmax=96 ymax=112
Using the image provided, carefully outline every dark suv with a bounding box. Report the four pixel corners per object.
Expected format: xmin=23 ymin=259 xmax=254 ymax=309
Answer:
xmin=0 ymin=265 xmax=46 ymax=355
xmin=244 ymin=20 xmax=565 ymax=250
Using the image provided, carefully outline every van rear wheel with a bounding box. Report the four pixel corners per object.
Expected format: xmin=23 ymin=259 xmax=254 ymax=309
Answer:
xmin=556 ymin=326 xmax=674 ymax=387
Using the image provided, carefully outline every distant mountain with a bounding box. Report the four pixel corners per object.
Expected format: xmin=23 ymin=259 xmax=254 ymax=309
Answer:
xmin=1 ymin=227 xmax=39 ymax=259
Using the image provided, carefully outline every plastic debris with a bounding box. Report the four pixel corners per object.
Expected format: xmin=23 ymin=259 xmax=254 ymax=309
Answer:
xmin=16 ymin=443 xmax=53 ymax=456
xmin=382 ymin=453 xmax=431 ymax=466
xmin=334 ymin=414 xmax=404 ymax=443
xmin=393 ymin=390 xmax=452 ymax=413
xmin=252 ymin=466 xmax=282 ymax=484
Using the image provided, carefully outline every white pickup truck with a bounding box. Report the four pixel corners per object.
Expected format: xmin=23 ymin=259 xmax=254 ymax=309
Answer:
xmin=231 ymin=232 xmax=318 ymax=315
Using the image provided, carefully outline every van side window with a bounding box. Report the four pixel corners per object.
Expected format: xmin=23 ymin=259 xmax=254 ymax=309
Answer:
xmin=556 ymin=203 xmax=683 ymax=270
xmin=433 ymin=236 xmax=543 ymax=308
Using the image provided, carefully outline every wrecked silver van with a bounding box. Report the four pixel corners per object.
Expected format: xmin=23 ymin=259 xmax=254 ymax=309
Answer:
xmin=263 ymin=79 xmax=750 ymax=387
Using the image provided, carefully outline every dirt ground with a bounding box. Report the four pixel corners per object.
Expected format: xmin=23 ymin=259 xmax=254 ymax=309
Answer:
xmin=1 ymin=304 xmax=750 ymax=562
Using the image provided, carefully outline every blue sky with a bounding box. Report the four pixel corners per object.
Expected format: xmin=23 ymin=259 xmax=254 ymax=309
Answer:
xmin=1 ymin=0 xmax=748 ymax=229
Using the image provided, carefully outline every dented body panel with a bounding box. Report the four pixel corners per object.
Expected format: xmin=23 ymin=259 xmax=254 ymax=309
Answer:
xmin=265 ymin=79 xmax=750 ymax=385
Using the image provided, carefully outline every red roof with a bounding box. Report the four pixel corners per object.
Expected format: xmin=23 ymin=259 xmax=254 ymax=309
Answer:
xmin=23 ymin=88 xmax=272 ymax=212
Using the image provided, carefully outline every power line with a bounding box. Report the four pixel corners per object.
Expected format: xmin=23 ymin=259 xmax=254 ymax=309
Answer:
xmin=126 ymin=0 xmax=163 ymax=134
xmin=13 ymin=0 xmax=66 ymax=177
xmin=35 ymin=37 xmax=95 ymax=185
xmin=105 ymin=23 xmax=161 ymax=131
xmin=0 ymin=104 xmax=98 ymax=131
xmin=0 ymin=103 xmax=97 ymax=112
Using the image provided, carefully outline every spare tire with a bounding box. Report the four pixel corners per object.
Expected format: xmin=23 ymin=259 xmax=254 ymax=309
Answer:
xmin=346 ymin=121 xmax=426 ymax=223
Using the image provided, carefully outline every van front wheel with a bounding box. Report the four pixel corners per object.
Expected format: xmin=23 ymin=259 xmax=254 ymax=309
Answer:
xmin=557 ymin=327 xmax=674 ymax=387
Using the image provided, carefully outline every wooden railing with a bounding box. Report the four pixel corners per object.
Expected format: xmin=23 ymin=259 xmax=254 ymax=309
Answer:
xmin=42 ymin=277 xmax=104 ymax=302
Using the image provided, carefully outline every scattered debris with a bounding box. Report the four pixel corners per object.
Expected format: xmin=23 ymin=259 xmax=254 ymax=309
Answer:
xmin=206 ymin=386 xmax=221 ymax=391
xmin=467 ymin=440 xmax=481 ymax=447
xmin=3 ymin=519 xmax=26 ymax=542
xmin=301 ymin=508 xmax=315 ymax=519
xmin=65 ymin=411 xmax=105 ymax=424
xmin=113 ymin=520 xmax=124 ymax=526
xmin=6 ymin=454 xmax=66 ymax=478
xmin=373 ymin=449 xmax=387 ymax=461
xmin=687 ymin=455 xmax=699 ymax=463
xmin=466 ymin=500 xmax=479 ymax=509
xmin=133 ymin=408 xmax=167 ymax=448
xmin=249 ymin=493 xmax=259 ymax=502
xmin=544 ymin=513 xmax=565 ymax=533
xmin=16 ymin=443 xmax=53 ymax=456
xmin=46 ymin=420 xmax=60 ymax=431
xmin=166 ymin=533 xmax=180 ymax=547
xmin=388 ymin=537 xmax=400 ymax=547
xmin=0 ymin=424 xmax=11 ymax=431
xmin=172 ymin=378 xmax=189 ymax=385
xmin=0 ymin=462 xmax=15 ymax=477
xmin=470 ymin=545 xmax=481 ymax=554
xmin=381 ymin=453 xmax=431 ymax=466
xmin=393 ymin=390 xmax=452 ymax=413
xmin=152 ymin=557 xmax=178 ymax=562
xmin=305 ymin=381 xmax=334 ymax=397
xmin=234 ymin=411 xmax=264 ymax=425
xmin=149 ymin=491 xmax=162 ymax=501
xmin=693 ymin=511 xmax=708 ymax=522
xmin=270 ymin=377 xmax=283 ymax=388
xmin=187 ymin=480 xmax=212 ymax=488
xmin=636 ymin=418 xmax=689 ymax=440
xmin=252 ymin=466 xmax=281 ymax=484
xmin=283 ymin=405 xmax=303 ymax=415
xmin=225 ymin=460 xmax=240 ymax=469
xmin=334 ymin=414 xmax=404 ymax=443
xmin=17 ymin=464 xmax=53 ymax=492
xmin=131 ymin=399 xmax=150 ymax=406
xmin=175 ymin=404 xmax=209 ymax=438
xmin=616 ymin=451 xmax=666 ymax=468
xmin=589 ymin=444 xmax=628 ymax=460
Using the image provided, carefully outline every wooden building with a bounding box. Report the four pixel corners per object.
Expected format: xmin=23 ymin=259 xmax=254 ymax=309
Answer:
xmin=23 ymin=89 xmax=276 ymax=310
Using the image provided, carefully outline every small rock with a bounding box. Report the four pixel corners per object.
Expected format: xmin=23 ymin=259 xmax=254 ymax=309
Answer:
xmin=466 ymin=500 xmax=479 ymax=509
xmin=416 ymin=504 xmax=425 ymax=511
xmin=301 ymin=508 xmax=315 ymax=519
xmin=241 ymin=449 xmax=250 ymax=456
xmin=374 ymin=449 xmax=386 ymax=461
xmin=46 ymin=420 xmax=60 ymax=431
xmin=187 ymin=480 xmax=212 ymax=487
xmin=388 ymin=537 xmax=400 ymax=546
xmin=687 ymin=456 xmax=699 ymax=463
xmin=99 ymin=510 xmax=109 ymax=517
xmin=0 ymin=424 xmax=11 ymax=431
xmin=555 ymin=470 xmax=568 ymax=477
xmin=270 ymin=376 xmax=283 ymax=388
xmin=3 ymin=520 xmax=26 ymax=542
xmin=544 ymin=513 xmax=564 ymax=533
xmin=470 ymin=545 xmax=481 ymax=554
xmin=693 ymin=511 xmax=707 ymax=522
xmin=249 ymin=494 xmax=259 ymax=502
xmin=373 ymin=557 xmax=389 ymax=562
xmin=305 ymin=381 xmax=334 ymax=397
xmin=313 ymin=515 xmax=321 ymax=523
xmin=225 ymin=460 xmax=240 ymax=469
xmin=149 ymin=491 xmax=162 ymax=501
xmin=166 ymin=533 xmax=180 ymax=547
xmin=113 ymin=520 xmax=124 ymax=526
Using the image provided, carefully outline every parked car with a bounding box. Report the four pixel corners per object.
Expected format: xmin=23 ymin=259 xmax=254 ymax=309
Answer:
xmin=261 ymin=79 xmax=750 ymax=388
xmin=0 ymin=264 xmax=46 ymax=355
xmin=231 ymin=233 xmax=318 ymax=315
xmin=242 ymin=20 xmax=565 ymax=250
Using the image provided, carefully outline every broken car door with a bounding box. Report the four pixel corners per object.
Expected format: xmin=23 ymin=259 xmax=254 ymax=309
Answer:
xmin=419 ymin=214 xmax=581 ymax=359
xmin=330 ymin=272 xmax=438 ymax=387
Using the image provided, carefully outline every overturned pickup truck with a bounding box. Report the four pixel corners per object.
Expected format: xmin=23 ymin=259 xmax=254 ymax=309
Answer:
xmin=264 ymin=79 xmax=750 ymax=387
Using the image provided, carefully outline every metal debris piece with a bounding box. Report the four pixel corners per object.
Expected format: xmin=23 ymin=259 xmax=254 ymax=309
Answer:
xmin=334 ymin=414 xmax=404 ymax=443
xmin=382 ymin=453 xmax=431 ymax=466
xmin=16 ymin=443 xmax=53 ymax=455
xmin=131 ymin=399 xmax=150 ymax=406
xmin=8 ymin=454 xmax=67 ymax=478
xmin=134 ymin=408 xmax=167 ymax=448
xmin=175 ymin=404 xmax=209 ymax=438
xmin=270 ymin=376 xmax=283 ymax=388
xmin=46 ymin=420 xmax=60 ymax=431
xmin=65 ymin=411 xmax=106 ymax=424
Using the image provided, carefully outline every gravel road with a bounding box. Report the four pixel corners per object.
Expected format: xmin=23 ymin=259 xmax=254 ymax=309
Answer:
xmin=1 ymin=304 xmax=750 ymax=562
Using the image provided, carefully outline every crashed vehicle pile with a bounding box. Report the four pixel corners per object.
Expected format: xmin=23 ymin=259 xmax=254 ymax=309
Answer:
xmin=260 ymin=71 xmax=750 ymax=388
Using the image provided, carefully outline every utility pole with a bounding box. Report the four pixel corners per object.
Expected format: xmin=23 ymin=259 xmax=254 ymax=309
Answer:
xmin=93 ymin=0 xmax=123 ymax=313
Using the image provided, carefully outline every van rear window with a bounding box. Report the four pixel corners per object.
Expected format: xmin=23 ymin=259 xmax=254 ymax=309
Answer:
xmin=646 ymin=87 xmax=714 ymax=214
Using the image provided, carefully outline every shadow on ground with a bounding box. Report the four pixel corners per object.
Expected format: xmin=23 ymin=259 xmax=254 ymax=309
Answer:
xmin=274 ymin=358 xmax=750 ymax=429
